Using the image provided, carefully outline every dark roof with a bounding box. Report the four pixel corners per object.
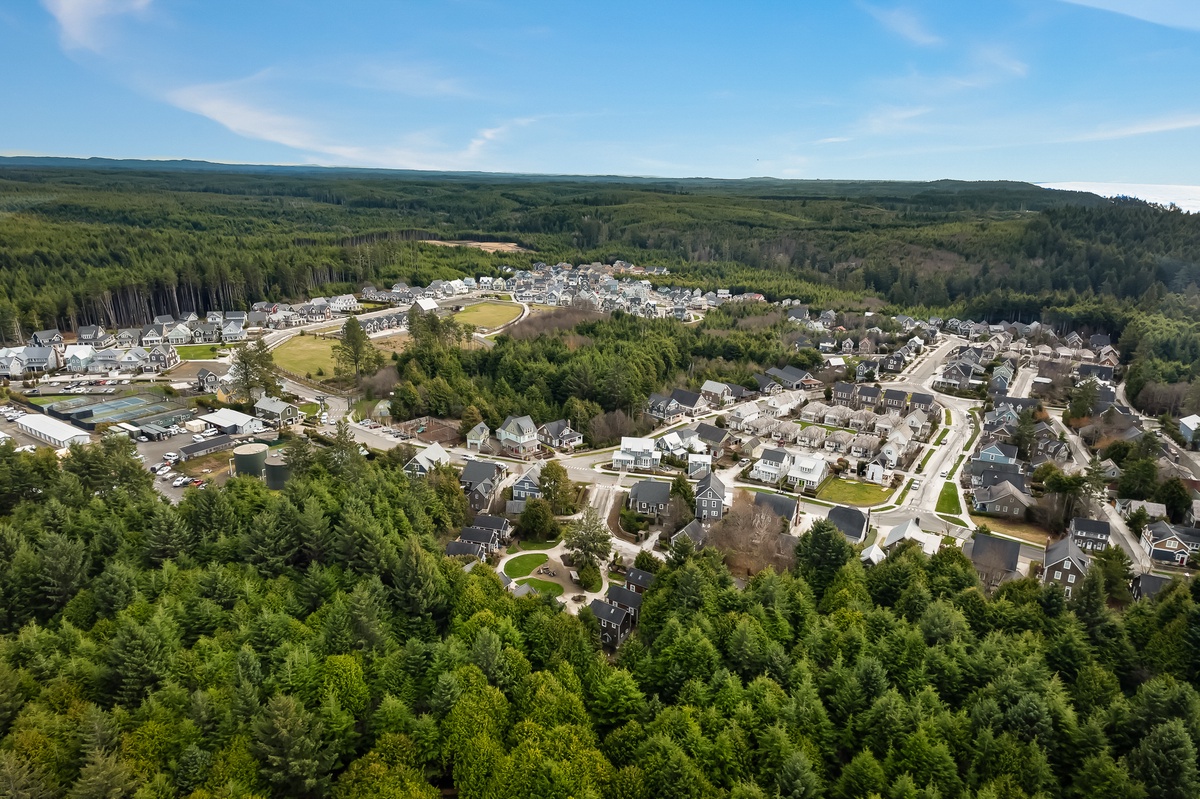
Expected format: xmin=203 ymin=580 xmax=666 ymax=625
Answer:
xmin=589 ymin=599 xmax=630 ymax=625
xmin=540 ymin=419 xmax=572 ymax=438
xmin=1045 ymin=537 xmax=1090 ymax=569
xmin=980 ymin=471 xmax=1029 ymax=493
xmin=969 ymin=533 xmax=1021 ymax=574
xmin=1071 ymin=517 xmax=1111 ymax=537
xmin=857 ymin=386 xmax=880 ymax=399
xmin=754 ymin=374 xmax=777 ymax=390
xmin=834 ymin=381 xmax=854 ymax=393
xmin=827 ymin=506 xmax=869 ymax=543
xmin=883 ymin=389 xmax=907 ymax=401
xmin=670 ymin=388 xmax=705 ymax=408
xmin=472 ymin=514 xmax=510 ymax=531
xmin=180 ymin=435 xmax=233 ymax=458
xmin=754 ymin=492 xmax=798 ymax=521
xmin=630 ymin=479 xmax=670 ymax=506
xmin=446 ymin=540 xmax=485 ymax=559
xmin=460 ymin=460 xmax=501 ymax=488
xmin=695 ymin=422 xmax=728 ymax=445
xmin=760 ymin=447 xmax=789 ymax=464
xmin=672 ymin=519 xmax=706 ymax=547
xmin=626 ymin=567 xmax=656 ymax=589
xmin=1133 ymin=573 xmax=1172 ymax=600
xmin=606 ymin=583 xmax=644 ymax=608
xmin=910 ymin=392 xmax=934 ymax=405
xmin=696 ymin=472 xmax=726 ymax=497
xmin=459 ymin=527 xmax=500 ymax=546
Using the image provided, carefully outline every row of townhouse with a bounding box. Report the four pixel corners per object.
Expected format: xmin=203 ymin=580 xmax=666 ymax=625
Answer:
xmin=0 ymin=340 xmax=179 ymax=377
xmin=830 ymin=383 xmax=938 ymax=415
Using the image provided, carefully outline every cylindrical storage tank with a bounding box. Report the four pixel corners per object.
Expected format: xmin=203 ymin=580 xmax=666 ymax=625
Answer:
xmin=264 ymin=454 xmax=291 ymax=490
xmin=232 ymin=442 xmax=269 ymax=477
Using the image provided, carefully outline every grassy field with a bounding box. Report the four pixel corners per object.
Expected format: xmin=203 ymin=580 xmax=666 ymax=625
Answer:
xmin=916 ymin=447 xmax=935 ymax=473
xmin=939 ymin=515 xmax=970 ymax=528
xmin=454 ymin=301 xmax=522 ymax=329
xmin=936 ymin=481 xmax=962 ymax=515
xmin=516 ymin=577 xmax=563 ymax=598
xmin=503 ymin=553 xmax=548 ymax=578
xmin=934 ymin=428 xmax=949 ymax=445
xmin=816 ymin=479 xmax=893 ymax=506
xmin=273 ymin=336 xmax=337 ymax=376
xmin=510 ymin=537 xmax=560 ymax=551
xmin=176 ymin=344 xmax=224 ymax=360
xmin=970 ymin=515 xmax=1050 ymax=546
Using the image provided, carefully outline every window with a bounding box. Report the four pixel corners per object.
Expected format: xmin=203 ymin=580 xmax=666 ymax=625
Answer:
xmin=1053 ymin=571 xmax=1062 ymax=580
xmin=1068 ymin=574 xmax=1076 ymax=584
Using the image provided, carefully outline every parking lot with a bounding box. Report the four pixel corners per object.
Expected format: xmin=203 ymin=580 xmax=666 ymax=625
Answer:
xmin=0 ymin=406 xmax=45 ymax=451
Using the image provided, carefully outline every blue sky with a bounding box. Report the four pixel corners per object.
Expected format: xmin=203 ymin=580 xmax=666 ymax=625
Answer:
xmin=3 ymin=1 xmax=1200 ymax=194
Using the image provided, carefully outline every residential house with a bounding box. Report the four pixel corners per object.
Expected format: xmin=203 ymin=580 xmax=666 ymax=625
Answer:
xmin=329 ymin=294 xmax=361 ymax=313
xmin=856 ymin=360 xmax=880 ymax=382
xmin=1140 ymin=520 xmax=1200 ymax=565
xmin=31 ymin=329 xmax=63 ymax=348
xmin=146 ymin=344 xmax=180 ymax=371
xmin=882 ymin=389 xmax=908 ymax=412
xmin=728 ymin=402 xmax=762 ymax=430
xmin=625 ymin=567 xmax=656 ymax=594
xmin=687 ymin=453 xmax=711 ymax=478
xmin=798 ymin=425 xmax=828 ymax=450
xmin=753 ymin=492 xmax=801 ymax=529
xmin=446 ymin=540 xmax=486 ymax=560
xmin=670 ymin=388 xmax=709 ymax=417
xmin=192 ymin=323 xmax=220 ymax=344
xmin=220 ymin=320 xmax=247 ymax=342
xmin=538 ymin=419 xmax=583 ymax=450
xmin=700 ymin=379 xmax=733 ymax=407
xmin=973 ymin=481 xmax=1033 ymax=519
xmin=753 ymin=374 xmax=783 ymax=395
xmin=968 ymin=533 xmax=1022 ymax=590
xmin=879 ymin=429 xmax=912 ymax=469
xmin=856 ymin=385 xmax=881 ymax=409
xmin=497 ymin=414 xmax=539 ymax=456
xmin=628 ymin=480 xmax=671 ymax=518
xmin=1042 ymin=538 xmax=1090 ymax=599
xmin=880 ymin=518 xmax=942 ymax=556
xmin=824 ymin=430 xmax=852 ymax=453
xmin=849 ymin=434 xmax=882 ymax=459
xmin=612 ymin=437 xmax=662 ymax=471
xmin=695 ymin=473 xmax=726 ymax=522
xmin=76 ymin=325 xmax=115 ymax=349
xmin=977 ymin=442 xmax=1019 ymax=464
xmin=165 ymin=323 xmax=192 ymax=346
xmin=828 ymin=506 xmax=870 ymax=544
xmin=910 ymin=392 xmax=936 ymax=414
xmin=590 ymin=599 xmax=632 ymax=647
xmin=606 ymin=583 xmax=645 ymax=623
xmin=751 ymin=448 xmax=793 ymax=484
xmin=1070 ymin=517 xmax=1112 ymax=551
xmin=511 ymin=463 xmax=543 ymax=501
xmin=647 ymin=393 xmax=685 ymax=423
xmin=465 ymin=422 xmax=490 ymax=451
xmin=460 ymin=460 xmax=504 ymax=512
xmin=458 ymin=527 xmax=501 ymax=556
xmin=254 ymin=396 xmax=300 ymax=425
xmin=833 ymin=382 xmax=855 ymax=406
xmin=786 ymin=454 xmax=827 ymax=489
xmin=22 ymin=346 xmax=61 ymax=373
xmin=694 ymin=422 xmax=730 ymax=458
xmin=903 ymin=410 xmax=930 ymax=439
xmin=1132 ymin=573 xmax=1173 ymax=601
xmin=115 ymin=328 xmax=141 ymax=348
xmin=63 ymin=345 xmax=96 ymax=373
xmin=472 ymin=514 xmax=513 ymax=544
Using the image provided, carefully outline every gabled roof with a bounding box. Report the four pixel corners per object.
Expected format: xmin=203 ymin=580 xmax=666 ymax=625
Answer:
xmin=969 ymin=533 xmax=1021 ymax=574
xmin=589 ymin=598 xmax=630 ymax=625
xmin=461 ymin=460 xmax=502 ymax=488
xmin=446 ymin=540 xmax=485 ymax=559
xmin=694 ymin=422 xmax=728 ymax=445
xmin=1045 ymin=537 xmax=1090 ymax=570
xmin=499 ymin=414 xmax=537 ymax=436
xmin=1071 ymin=517 xmax=1111 ymax=536
xmin=472 ymin=514 xmax=510 ymax=531
xmin=670 ymin=388 xmax=705 ymax=408
xmin=696 ymin=472 xmax=726 ymax=497
xmin=630 ymin=479 xmax=670 ymax=506
xmin=626 ymin=567 xmax=656 ymax=589
xmin=459 ymin=527 xmax=500 ymax=546
xmin=827 ymin=506 xmax=869 ymax=542
xmin=754 ymin=492 xmax=797 ymax=520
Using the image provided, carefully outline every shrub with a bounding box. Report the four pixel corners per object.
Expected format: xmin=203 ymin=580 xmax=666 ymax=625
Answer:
xmin=578 ymin=561 xmax=602 ymax=592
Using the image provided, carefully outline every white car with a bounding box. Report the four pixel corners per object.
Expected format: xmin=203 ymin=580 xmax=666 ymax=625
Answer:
xmin=164 ymin=452 xmax=179 ymax=462
xmin=939 ymin=469 xmax=949 ymax=478
xmin=172 ymin=475 xmax=191 ymax=487
xmin=160 ymin=472 xmax=176 ymax=481
xmin=192 ymin=434 xmax=206 ymax=443
xmin=203 ymin=428 xmax=219 ymax=438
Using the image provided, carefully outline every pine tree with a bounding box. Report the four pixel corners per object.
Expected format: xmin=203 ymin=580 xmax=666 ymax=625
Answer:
xmin=252 ymin=694 xmax=336 ymax=799
xmin=795 ymin=518 xmax=852 ymax=599
xmin=1126 ymin=719 xmax=1199 ymax=799
xmin=68 ymin=750 xmax=136 ymax=799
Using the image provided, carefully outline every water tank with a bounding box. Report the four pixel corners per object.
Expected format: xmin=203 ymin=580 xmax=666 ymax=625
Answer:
xmin=232 ymin=442 xmax=269 ymax=477
xmin=264 ymin=454 xmax=291 ymax=490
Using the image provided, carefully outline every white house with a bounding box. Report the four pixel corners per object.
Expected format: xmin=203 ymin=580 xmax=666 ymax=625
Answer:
xmin=496 ymin=415 xmax=539 ymax=455
xmin=750 ymin=448 xmax=793 ymax=484
xmin=786 ymin=454 xmax=827 ymax=489
xmin=612 ymin=437 xmax=662 ymax=471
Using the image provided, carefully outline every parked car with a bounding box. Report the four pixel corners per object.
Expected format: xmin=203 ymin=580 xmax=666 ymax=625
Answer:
xmin=192 ymin=434 xmax=206 ymax=443
xmin=172 ymin=475 xmax=191 ymax=487
xmin=163 ymin=452 xmax=179 ymax=462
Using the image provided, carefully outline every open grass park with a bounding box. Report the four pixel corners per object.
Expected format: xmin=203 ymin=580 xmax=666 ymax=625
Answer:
xmin=936 ymin=481 xmax=962 ymax=515
xmin=176 ymin=344 xmax=225 ymax=360
xmin=273 ymin=336 xmax=337 ymax=377
xmin=516 ymin=577 xmax=564 ymax=598
xmin=454 ymin=301 xmax=522 ymax=329
xmin=816 ymin=479 xmax=893 ymax=506
xmin=503 ymin=553 xmax=548 ymax=578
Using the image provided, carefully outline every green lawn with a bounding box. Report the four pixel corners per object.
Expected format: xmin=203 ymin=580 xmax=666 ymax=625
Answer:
xmin=176 ymin=344 xmax=224 ymax=360
xmin=939 ymin=515 xmax=970 ymax=528
xmin=916 ymin=447 xmax=935 ymax=473
xmin=944 ymin=408 xmax=952 ymax=424
xmin=510 ymin=537 xmax=560 ymax=551
xmin=503 ymin=553 xmax=548 ymax=578
xmin=454 ymin=301 xmax=522 ymax=329
xmin=517 ymin=577 xmax=564 ymax=598
xmin=27 ymin=396 xmax=59 ymax=406
xmin=298 ymin=402 xmax=320 ymax=416
xmin=273 ymin=336 xmax=337 ymax=376
xmin=934 ymin=428 xmax=949 ymax=445
xmin=816 ymin=479 xmax=893 ymax=507
xmin=936 ymin=481 xmax=962 ymax=515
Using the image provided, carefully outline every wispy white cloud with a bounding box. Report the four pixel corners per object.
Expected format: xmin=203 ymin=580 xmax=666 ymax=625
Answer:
xmin=816 ymin=137 xmax=852 ymax=144
xmin=347 ymin=61 xmax=473 ymax=98
xmin=1059 ymin=1 xmax=1200 ymax=32
xmin=862 ymin=4 xmax=942 ymax=46
xmin=165 ymin=78 xmax=531 ymax=170
xmin=1068 ymin=113 xmax=1200 ymax=141
xmin=861 ymin=105 xmax=932 ymax=134
xmin=41 ymin=0 xmax=153 ymax=52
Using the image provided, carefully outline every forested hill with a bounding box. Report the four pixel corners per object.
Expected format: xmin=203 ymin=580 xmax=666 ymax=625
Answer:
xmin=3 ymin=162 xmax=1200 ymax=380
xmin=1 ymin=435 xmax=1199 ymax=799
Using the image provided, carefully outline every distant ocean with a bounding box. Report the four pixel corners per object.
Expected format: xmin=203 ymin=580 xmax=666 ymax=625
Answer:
xmin=1039 ymin=182 xmax=1200 ymax=212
